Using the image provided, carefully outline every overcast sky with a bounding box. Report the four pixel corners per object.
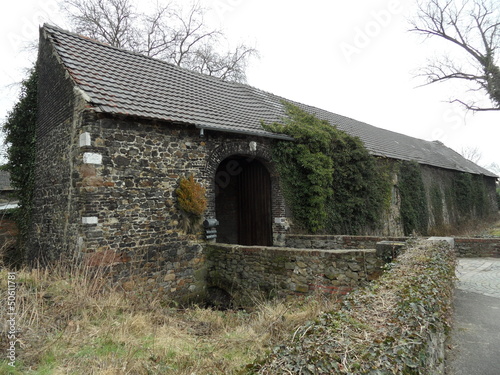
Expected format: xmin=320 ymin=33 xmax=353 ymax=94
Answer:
xmin=1 ymin=0 xmax=499 ymax=171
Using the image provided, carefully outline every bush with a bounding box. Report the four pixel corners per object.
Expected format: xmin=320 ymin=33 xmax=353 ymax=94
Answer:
xmin=176 ymin=175 xmax=207 ymax=216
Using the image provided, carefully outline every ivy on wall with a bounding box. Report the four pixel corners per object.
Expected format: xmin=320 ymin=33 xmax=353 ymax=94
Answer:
xmin=452 ymin=172 xmax=489 ymax=222
xmin=262 ymin=102 xmax=391 ymax=234
xmin=399 ymin=162 xmax=493 ymax=236
xmin=2 ymin=67 xmax=38 ymax=263
xmin=430 ymin=184 xmax=444 ymax=229
xmin=398 ymin=161 xmax=428 ymax=236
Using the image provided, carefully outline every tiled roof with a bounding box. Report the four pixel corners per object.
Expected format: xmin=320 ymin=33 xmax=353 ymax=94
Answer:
xmin=42 ymin=24 xmax=497 ymax=178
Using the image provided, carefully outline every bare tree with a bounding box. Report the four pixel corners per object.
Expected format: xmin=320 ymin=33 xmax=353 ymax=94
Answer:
xmin=59 ymin=0 xmax=257 ymax=82
xmin=460 ymin=145 xmax=483 ymax=164
xmin=485 ymin=161 xmax=500 ymax=175
xmin=410 ymin=0 xmax=500 ymax=111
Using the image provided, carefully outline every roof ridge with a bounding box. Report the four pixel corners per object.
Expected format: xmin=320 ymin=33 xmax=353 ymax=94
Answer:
xmin=43 ymin=23 xmax=249 ymax=87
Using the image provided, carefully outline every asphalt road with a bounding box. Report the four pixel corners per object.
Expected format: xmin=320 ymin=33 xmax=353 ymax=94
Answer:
xmin=445 ymin=258 xmax=500 ymax=375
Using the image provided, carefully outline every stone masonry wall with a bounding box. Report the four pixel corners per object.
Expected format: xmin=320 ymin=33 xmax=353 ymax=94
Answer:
xmin=29 ymin=31 xmax=82 ymax=263
xmin=285 ymin=234 xmax=408 ymax=250
xmin=454 ymin=238 xmax=500 ymax=258
xmin=205 ymin=244 xmax=384 ymax=299
xmin=420 ymin=164 xmax=498 ymax=233
xmin=73 ymin=115 xmax=288 ymax=299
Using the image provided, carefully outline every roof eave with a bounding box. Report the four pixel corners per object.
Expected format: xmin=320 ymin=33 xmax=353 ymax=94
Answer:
xmin=196 ymin=124 xmax=294 ymax=141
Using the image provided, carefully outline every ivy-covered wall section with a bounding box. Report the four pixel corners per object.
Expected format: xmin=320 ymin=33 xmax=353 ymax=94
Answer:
xmin=263 ymin=103 xmax=392 ymax=235
xmin=264 ymin=103 xmax=498 ymax=237
xmin=421 ymin=164 xmax=498 ymax=235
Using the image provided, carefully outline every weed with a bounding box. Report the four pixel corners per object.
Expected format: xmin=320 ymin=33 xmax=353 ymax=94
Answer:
xmin=0 ymin=261 xmax=340 ymax=374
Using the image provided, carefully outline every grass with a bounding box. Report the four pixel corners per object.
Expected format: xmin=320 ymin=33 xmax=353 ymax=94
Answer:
xmin=0 ymin=261 xmax=340 ymax=374
xmin=486 ymin=218 xmax=500 ymax=236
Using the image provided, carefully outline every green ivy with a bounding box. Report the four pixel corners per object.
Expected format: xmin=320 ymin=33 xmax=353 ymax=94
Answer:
xmin=262 ymin=102 xmax=391 ymax=234
xmin=398 ymin=161 xmax=428 ymax=236
xmin=2 ymin=67 xmax=38 ymax=263
xmin=452 ymin=172 xmax=489 ymax=222
xmin=430 ymin=184 xmax=444 ymax=228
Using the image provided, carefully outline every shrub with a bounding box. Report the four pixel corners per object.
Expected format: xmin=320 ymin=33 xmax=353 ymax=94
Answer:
xmin=176 ymin=175 xmax=207 ymax=216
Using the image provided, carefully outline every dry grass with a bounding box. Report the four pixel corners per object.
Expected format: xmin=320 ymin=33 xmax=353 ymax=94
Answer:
xmin=0 ymin=261 xmax=340 ymax=374
xmin=486 ymin=216 xmax=500 ymax=236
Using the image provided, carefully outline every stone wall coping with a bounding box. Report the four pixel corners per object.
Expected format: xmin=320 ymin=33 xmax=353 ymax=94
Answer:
xmin=454 ymin=237 xmax=500 ymax=243
xmin=285 ymin=234 xmax=407 ymax=241
xmin=208 ymin=243 xmax=376 ymax=255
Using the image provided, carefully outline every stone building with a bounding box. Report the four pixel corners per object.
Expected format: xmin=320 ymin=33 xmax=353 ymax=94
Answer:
xmin=30 ymin=24 xmax=497 ymax=297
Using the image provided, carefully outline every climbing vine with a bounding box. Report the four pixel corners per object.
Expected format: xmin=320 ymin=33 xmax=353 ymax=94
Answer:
xmin=452 ymin=172 xmax=489 ymax=222
xmin=398 ymin=161 xmax=428 ymax=236
xmin=496 ymin=185 xmax=500 ymax=208
xmin=430 ymin=184 xmax=444 ymax=229
xmin=262 ymin=102 xmax=391 ymax=234
xmin=2 ymin=67 xmax=38 ymax=262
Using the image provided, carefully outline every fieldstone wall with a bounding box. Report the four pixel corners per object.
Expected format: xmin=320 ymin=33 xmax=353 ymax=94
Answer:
xmin=454 ymin=237 xmax=500 ymax=258
xmin=29 ymin=32 xmax=83 ymax=263
xmin=420 ymin=164 xmax=498 ymax=233
xmin=205 ymin=244 xmax=385 ymax=300
xmin=285 ymin=234 xmax=407 ymax=250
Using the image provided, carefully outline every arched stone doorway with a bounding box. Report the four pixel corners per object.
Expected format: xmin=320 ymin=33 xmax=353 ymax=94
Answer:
xmin=215 ymin=156 xmax=273 ymax=246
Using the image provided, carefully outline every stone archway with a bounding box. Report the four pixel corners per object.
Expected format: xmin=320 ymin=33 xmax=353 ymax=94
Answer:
xmin=205 ymin=140 xmax=286 ymax=246
xmin=215 ymin=156 xmax=273 ymax=246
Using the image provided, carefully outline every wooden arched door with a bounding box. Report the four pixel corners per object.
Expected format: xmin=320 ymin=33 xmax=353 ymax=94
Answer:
xmin=215 ymin=157 xmax=272 ymax=246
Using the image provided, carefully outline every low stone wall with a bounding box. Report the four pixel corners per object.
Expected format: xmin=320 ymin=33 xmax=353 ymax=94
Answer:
xmin=454 ymin=237 xmax=500 ymax=258
xmin=287 ymin=234 xmax=500 ymax=258
xmin=284 ymin=234 xmax=407 ymax=250
xmin=205 ymin=244 xmax=384 ymax=300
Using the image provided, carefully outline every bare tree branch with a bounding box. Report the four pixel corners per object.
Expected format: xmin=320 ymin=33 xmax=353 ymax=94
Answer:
xmin=410 ymin=0 xmax=500 ymax=111
xmin=460 ymin=145 xmax=483 ymax=163
xmin=59 ymin=0 xmax=257 ymax=82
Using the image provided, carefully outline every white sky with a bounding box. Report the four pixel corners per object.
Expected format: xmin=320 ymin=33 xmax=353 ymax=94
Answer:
xmin=1 ymin=0 xmax=499 ymax=170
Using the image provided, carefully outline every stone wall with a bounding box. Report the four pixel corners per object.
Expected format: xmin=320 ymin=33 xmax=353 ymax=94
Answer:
xmin=205 ymin=244 xmax=385 ymax=300
xmin=284 ymin=234 xmax=407 ymax=250
xmin=420 ymin=164 xmax=498 ymax=233
xmin=0 ymin=213 xmax=18 ymax=264
xmin=454 ymin=237 xmax=500 ymax=258
xmin=29 ymin=31 xmax=82 ymax=263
